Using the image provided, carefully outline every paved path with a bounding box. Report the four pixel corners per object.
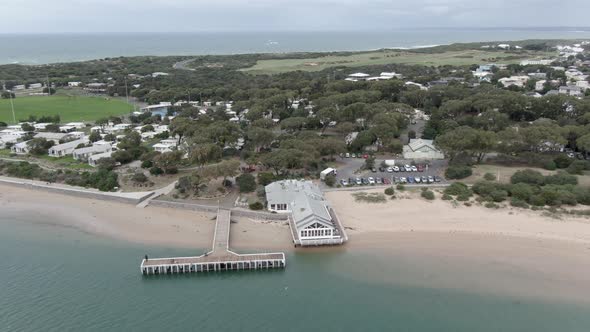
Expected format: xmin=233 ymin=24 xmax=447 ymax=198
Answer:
xmin=136 ymin=180 xmax=178 ymax=208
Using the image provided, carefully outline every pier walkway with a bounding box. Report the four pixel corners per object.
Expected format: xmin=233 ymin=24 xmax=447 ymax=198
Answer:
xmin=140 ymin=209 xmax=286 ymax=275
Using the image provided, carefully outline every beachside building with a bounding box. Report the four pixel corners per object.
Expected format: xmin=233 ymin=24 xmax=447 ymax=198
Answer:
xmin=72 ymin=144 xmax=113 ymax=161
xmin=403 ymin=138 xmax=444 ymax=160
xmin=345 ymin=72 xmax=370 ymax=82
xmin=48 ymin=138 xmax=89 ymax=157
xmin=88 ymin=151 xmax=113 ymax=167
xmin=68 ymin=82 xmax=82 ymax=87
xmin=265 ymin=180 xmax=347 ymax=246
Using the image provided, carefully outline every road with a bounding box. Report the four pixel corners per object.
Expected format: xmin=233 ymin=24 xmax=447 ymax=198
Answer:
xmin=173 ymin=59 xmax=196 ymax=71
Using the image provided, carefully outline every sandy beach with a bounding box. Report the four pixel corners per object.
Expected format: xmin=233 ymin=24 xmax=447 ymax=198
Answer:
xmin=3 ymin=184 xmax=590 ymax=302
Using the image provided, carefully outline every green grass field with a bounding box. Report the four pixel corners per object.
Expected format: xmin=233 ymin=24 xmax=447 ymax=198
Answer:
xmin=0 ymin=95 xmax=133 ymax=124
xmin=240 ymin=49 xmax=554 ymax=75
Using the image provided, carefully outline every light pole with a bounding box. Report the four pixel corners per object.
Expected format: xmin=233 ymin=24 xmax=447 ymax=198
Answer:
xmin=8 ymin=90 xmax=16 ymax=123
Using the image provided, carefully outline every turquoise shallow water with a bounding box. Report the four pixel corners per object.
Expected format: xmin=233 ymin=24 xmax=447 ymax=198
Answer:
xmin=2 ymin=220 xmax=590 ymax=332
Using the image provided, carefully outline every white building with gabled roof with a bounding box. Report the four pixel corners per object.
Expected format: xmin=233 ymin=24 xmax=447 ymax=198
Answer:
xmin=265 ymin=180 xmax=347 ymax=246
xmin=48 ymin=138 xmax=89 ymax=157
xmin=403 ymin=139 xmax=444 ymax=160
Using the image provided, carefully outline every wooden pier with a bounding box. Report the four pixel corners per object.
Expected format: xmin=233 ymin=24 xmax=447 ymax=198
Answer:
xmin=140 ymin=209 xmax=286 ymax=275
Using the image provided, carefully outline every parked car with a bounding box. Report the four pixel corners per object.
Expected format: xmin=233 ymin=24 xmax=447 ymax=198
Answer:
xmin=407 ymin=176 xmax=415 ymax=183
xmin=417 ymin=165 xmax=424 ymax=172
xmin=361 ymin=178 xmax=368 ymax=185
xmin=349 ymin=177 xmax=355 ymax=185
xmin=404 ymin=164 xmax=412 ymax=170
xmin=434 ymin=176 xmax=441 ymax=183
xmin=411 ymin=165 xmax=418 ymax=172
xmin=427 ymin=176 xmax=434 ymax=183
xmin=368 ymin=177 xmax=375 ymax=184
xmin=421 ymin=176 xmax=428 ymax=183
xmin=350 ymin=153 xmax=356 ymax=158
xmin=345 ymin=153 xmax=350 ymax=158
xmin=340 ymin=179 xmax=348 ymax=186
xmin=371 ymin=167 xmax=377 ymax=173
xmin=363 ymin=154 xmax=369 ymax=159
xmin=379 ymin=166 xmax=386 ymax=172
xmin=393 ymin=166 xmax=400 ymax=172
xmin=414 ymin=177 xmax=421 ymax=183
xmin=387 ymin=167 xmax=393 ymax=173
xmin=375 ymin=177 xmax=383 ymax=184
xmin=399 ymin=166 xmax=405 ymax=172
xmin=355 ymin=177 xmax=362 ymax=185
xmin=400 ymin=177 xmax=407 ymax=183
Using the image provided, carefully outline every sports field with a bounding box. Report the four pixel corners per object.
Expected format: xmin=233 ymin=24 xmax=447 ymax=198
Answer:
xmin=240 ymin=49 xmax=553 ymax=75
xmin=0 ymin=95 xmax=133 ymax=124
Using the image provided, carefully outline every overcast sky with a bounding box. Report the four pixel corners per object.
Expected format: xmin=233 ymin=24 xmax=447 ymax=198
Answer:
xmin=1 ymin=0 xmax=589 ymax=33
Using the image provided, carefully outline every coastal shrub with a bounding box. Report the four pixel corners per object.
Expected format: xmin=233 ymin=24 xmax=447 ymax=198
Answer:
xmin=352 ymin=192 xmax=387 ymax=203
xmin=149 ymin=166 xmax=163 ymax=175
xmin=421 ymin=190 xmax=435 ymax=200
xmin=553 ymin=154 xmax=573 ymax=169
xmin=445 ymin=165 xmax=472 ymax=180
xmin=489 ymin=189 xmax=509 ymax=202
xmin=566 ymin=160 xmax=590 ymax=175
xmin=509 ymin=183 xmax=536 ymax=201
xmin=132 ymin=173 xmax=148 ymax=183
xmin=510 ymin=198 xmax=530 ymax=209
xmin=444 ymin=182 xmax=471 ymax=197
xmin=544 ymin=173 xmax=578 ymax=186
xmin=483 ymin=172 xmax=496 ymax=181
xmin=574 ymin=187 xmax=590 ymax=205
xmin=441 ymin=193 xmax=453 ymax=200
xmin=456 ymin=193 xmax=471 ymax=201
xmin=324 ymin=174 xmax=336 ymax=187
xmin=249 ymin=202 xmax=264 ymax=210
xmin=543 ymin=160 xmax=557 ymax=171
xmin=529 ymin=194 xmax=546 ymax=207
xmin=112 ymin=150 xmax=134 ymax=164
xmin=236 ymin=173 xmax=256 ymax=193
xmin=141 ymin=160 xmax=153 ymax=169
xmin=257 ymin=172 xmax=276 ymax=186
xmin=510 ymin=169 xmax=544 ymax=185
xmin=484 ymin=202 xmax=499 ymax=209
xmin=384 ymin=187 xmax=395 ymax=196
xmin=396 ymin=184 xmax=405 ymax=191
xmin=472 ymin=181 xmax=498 ymax=197
xmin=5 ymin=161 xmax=44 ymax=179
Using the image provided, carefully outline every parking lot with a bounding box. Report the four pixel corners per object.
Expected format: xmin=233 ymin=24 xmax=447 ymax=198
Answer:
xmin=330 ymin=155 xmax=448 ymax=188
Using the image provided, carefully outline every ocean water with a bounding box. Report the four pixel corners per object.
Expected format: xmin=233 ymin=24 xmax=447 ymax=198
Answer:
xmin=2 ymin=218 xmax=590 ymax=331
xmin=1 ymin=28 xmax=590 ymax=65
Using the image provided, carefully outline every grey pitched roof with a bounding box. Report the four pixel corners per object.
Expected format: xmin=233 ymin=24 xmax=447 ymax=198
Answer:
xmin=265 ymin=180 xmax=334 ymax=229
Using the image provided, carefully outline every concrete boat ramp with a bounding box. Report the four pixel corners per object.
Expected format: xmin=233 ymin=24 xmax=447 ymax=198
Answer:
xmin=140 ymin=209 xmax=286 ymax=275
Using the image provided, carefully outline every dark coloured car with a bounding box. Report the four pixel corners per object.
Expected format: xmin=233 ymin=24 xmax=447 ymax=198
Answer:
xmin=407 ymin=176 xmax=415 ymax=183
xmin=434 ymin=176 xmax=441 ymax=182
xmin=417 ymin=165 xmax=425 ymax=172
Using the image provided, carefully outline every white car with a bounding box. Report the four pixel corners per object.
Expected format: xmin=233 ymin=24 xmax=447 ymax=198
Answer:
xmin=393 ymin=166 xmax=400 ymax=172
xmin=405 ymin=164 xmax=412 ymax=171
xmin=387 ymin=167 xmax=393 ymax=173
xmin=400 ymin=177 xmax=407 ymax=183
xmin=411 ymin=165 xmax=418 ymax=172
xmin=368 ymin=177 xmax=375 ymax=184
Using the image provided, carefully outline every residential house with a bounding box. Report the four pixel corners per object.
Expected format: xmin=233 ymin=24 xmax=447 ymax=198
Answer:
xmin=33 ymin=132 xmax=69 ymax=143
xmin=153 ymin=138 xmax=178 ymax=153
xmin=265 ymin=180 xmax=346 ymax=246
xmin=68 ymin=82 xmax=81 ymax=87
xmin=72 ymin=144 xmax=112 ymax=161
xmin=0 ymin=135 xmax=19 ymax=149
xmin=528 ymin=72 xmax=547 ymax=80
xmin=84 ymin=83 xmax=107 ymax=93
xmin=558 ymin=86 xmax=583 ymax=97
xmin=48 ymin=138 xmax=89 ymax=157
xmin=11 ymin=141 xmax=30 ymax=155
xmin=88 ymin=151 xmax=113 ymax=167
xmin=498 ymin=76 xmax=529 ymax=88
xmin=140 ymin=102 xmax=172 ymax=117
xmin=402 ymin=139 xmax=445 ymax=160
